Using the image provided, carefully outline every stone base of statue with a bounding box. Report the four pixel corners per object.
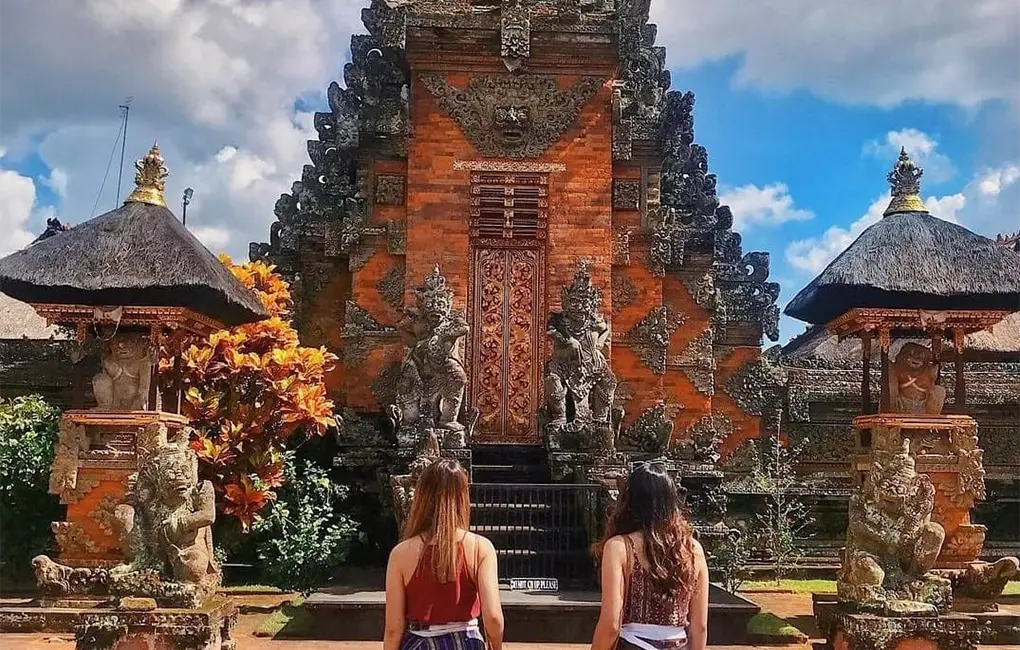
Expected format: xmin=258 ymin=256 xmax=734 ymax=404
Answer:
xmin=934 ymin=557 xmax=1020 ymax=612
xmin=48 ymin=411 xmax=191 ymax=567
xmin=852 ymin=415 xmax=987 ymax=568
xmin=74 ymin=596 xmax=236 ymax=650
xmin=812 ymin=601 xmax=980 ymax=650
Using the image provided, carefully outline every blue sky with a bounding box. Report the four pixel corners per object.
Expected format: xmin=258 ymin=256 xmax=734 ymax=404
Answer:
xmin=1 ymin=0 xmax=1017 ymax=343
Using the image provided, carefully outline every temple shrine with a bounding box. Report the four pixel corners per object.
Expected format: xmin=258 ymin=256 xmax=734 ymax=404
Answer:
xmin=249 ymin=0 xmax=782 ymax=575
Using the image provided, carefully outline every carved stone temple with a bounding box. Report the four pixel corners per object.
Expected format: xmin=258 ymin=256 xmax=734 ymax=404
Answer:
xmin=794 ymin=150 xmax=1020 ymax=650
xmin=249 ymin=0 xmax=783 ymax=573
xmin=0 ymin=145 xmax=262 ymax=649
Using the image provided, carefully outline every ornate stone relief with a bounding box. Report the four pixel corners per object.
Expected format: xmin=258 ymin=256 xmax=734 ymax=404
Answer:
xmin=500 ymin=1 xmax=531 ymax=71
xmin=680 ymin=272 xmax=715 ymax=310
xmin=387 ymin=220 xmax=407 ymax=255
xmin=453 ymin=160 xmax=566 ymax=173
xmin=671 ymin=329 xmax=715 ymax=396
xmin=377 ymin=265 xmax=405 ymax=311
xmin=49 ymin=419 xmax=89 ymax=503
xmin=612 ymin=229 xmax=632 ymax=266
xmin=348 ymin=245 xmax=377 ymax=273
xmin=52 ymin=522 xmax=101 ymax=556
xmin=674 ymin=413 xmax=731 ymax=465
xmin=617 ymin=402 xmax=676 ymax=454
xmin=627 ymin=304 xmax=687 ymax=375
xmin=723 ymin=346 xmax=785 ymax=420
xmin=375 ymin=174 xmax=405 ymax=206
xmin=342 ymin=302 xmax=396 ymax=365
xmin=420 ymin=73 xmax=603 ymax=159
xmin=613 ymin=380 xmax=634 ymax=410
xmin=611 ymin=274 xmax=637 ymax=314
xmin=89 ymin=495 xmax=122 ymax=537
xmin=613 ymin=180 xmax=641 ymax=211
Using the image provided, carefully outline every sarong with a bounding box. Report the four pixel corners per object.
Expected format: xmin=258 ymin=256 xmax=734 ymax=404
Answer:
xmin=617 ymin=622 xmax=688 ymax=650
xmin=399 ymin=619 xmax=485 ymax=650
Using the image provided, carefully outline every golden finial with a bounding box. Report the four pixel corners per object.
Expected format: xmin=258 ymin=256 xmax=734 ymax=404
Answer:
xmin=125 ymin=142 xmax=169 ymax=207
xmin=883 ymin=147 xmax=927 ymax=216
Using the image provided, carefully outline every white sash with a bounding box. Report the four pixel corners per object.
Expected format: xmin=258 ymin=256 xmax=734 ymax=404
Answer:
xmin=619 ymin=623 xmax=688 ymax=650
xmin=408 ymin=618 xmax=481 ymax=638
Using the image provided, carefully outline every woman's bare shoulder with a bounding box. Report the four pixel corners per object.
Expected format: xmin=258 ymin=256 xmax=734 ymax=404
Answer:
xmin=466 ymin=530 xmax=496 ymax=554
xmin=390 ymin=537 xmax=422 ymax=563
xmin=603 ymin=535 xmax=629 ymax=557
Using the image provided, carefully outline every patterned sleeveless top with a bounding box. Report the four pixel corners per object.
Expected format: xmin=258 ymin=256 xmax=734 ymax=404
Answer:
xmin=621 ymin=535 xmax=691 ymax=628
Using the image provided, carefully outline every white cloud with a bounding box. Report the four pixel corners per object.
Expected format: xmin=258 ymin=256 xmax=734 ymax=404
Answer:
xmin=650 ymin=0 xmax=1020 ymax=109
xmin=191 ymin=226 xmax=232 ymax=253
xmin=862 ymin=128 xmax=955 ymax=184
xmin=786 ymin=194 xmax=887 ymax=274
xmin=720 ymin=183 xmax=814 ymax=231
xmin=977 ymin=164 xmax=1020 ymax=197
xmin=0 ymin=168 xmax=39 ymax=257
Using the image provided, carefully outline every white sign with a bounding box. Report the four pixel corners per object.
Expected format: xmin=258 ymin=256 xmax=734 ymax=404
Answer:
xmin=510 ymin=578 xmax=559 ymax=592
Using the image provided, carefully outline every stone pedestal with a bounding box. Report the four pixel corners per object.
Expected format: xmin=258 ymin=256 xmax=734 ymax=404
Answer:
xmin=49 ymin=411 xmax=190 ymax=567
xmin=75 ymin=598 xmax=236 ymax=650
xmin=852 ymin=415 xmax=986 ymax=568
xmin=814 ymin=599 xmax=979 ymax=650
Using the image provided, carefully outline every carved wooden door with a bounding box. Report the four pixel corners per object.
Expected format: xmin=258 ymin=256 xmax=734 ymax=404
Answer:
xmin=469 ymin=172 xmax=547 ymax=445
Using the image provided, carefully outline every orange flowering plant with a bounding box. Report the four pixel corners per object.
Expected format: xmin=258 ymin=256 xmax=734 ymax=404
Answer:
xmin=161 ymin=255 xmax=338 ymax=530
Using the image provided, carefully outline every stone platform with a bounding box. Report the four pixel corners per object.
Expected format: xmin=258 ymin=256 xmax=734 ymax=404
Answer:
xmin=303 ymin=584 xmax=759 ymax=645
xmin=0 ymin=597 xmax=236 ymax=650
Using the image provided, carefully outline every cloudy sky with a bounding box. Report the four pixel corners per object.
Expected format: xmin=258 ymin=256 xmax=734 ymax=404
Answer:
xmin=1 ymin=0 xmax=1018 ymax=342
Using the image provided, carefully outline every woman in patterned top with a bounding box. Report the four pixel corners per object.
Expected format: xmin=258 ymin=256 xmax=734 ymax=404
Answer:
xmin=591 ymin=462 xmax=709 ymax=650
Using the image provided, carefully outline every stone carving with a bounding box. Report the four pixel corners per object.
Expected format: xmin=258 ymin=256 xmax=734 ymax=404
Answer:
xmin=673 ymin=329 xmax=715 ymax=396
xmin=837 ymin=439 xmax=951 ymax=614
xmin=612 ymin=229 xmax=632 ymax=266
xmin=673 ymin=413 xmax=730 ymax=465
xmin=420 ymin=74 xmax=603 ymax=159
xmin=49 ymin=419 xmax=89 ymax=501
xmin=389 ymin=267 xmax=474 ymax=449
xmin=390 ymin=429 xmax=442 ymax=532
xmin=831 ymin=610 xmax=980 ymax=650
xmin=375 ymin=174 xmax=405 ymax=206
xmin=617 ymin=402 xmax=676 ymax=454
xmin=52 ymin=522 xmax=101 ymax=557
xmin=96 ymin=422 xmax=220 ymax=607
xmin=377 ymin=265 xmax=405 ymax=311
xmin=500 ymin=1 xmax=530 ymax=71
xmin=723 ymin=347 xmax=785 ymax=425
xmin=613 ymin=180 xmax=641 ymax=211
xmin=387 ymin=220 xmax=407 ymax=255
xmin=32 ymin=555 xmax=109 ymax=598
xmin=680 ymin=272 xmax=715 ymax=310
xmin=888 ymin=342 xmax=946 ymax=415
xmin=611 ymin=273 xmax=637 ymax=314
xmin=937 ymin=557 xmax=1020 ymax=610
xmin=543 ymin=264 xmax=620 ymax=453
xmin=627 ymin=304 xmax=686 ymax=375
xmin=93 ymin=331 xmax=152 ymax=410
xmin=342 ymin=301 xmax=395 ymax=365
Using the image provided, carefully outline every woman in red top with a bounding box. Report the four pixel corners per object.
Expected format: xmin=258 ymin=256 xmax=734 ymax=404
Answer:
xmin=591 ymin=462 xmax=709 ymax=650
xmin=384 ymin=459 xmax=504 ymax=650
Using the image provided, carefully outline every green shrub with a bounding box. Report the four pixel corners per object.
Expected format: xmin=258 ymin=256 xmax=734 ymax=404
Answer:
xmin=0 ymin=396 xmax=61 ymax=582
xmin=251 ymin=455 xmax=358 ymax=594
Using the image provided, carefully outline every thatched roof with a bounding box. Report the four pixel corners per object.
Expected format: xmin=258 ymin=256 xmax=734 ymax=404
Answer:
xmin=0 ymin=293 xmax=65 ymax=340
xmin=0 ymin=145 xmax=267 ymax=328
xmin=786 ymin=151 xmax=1020 ymax=325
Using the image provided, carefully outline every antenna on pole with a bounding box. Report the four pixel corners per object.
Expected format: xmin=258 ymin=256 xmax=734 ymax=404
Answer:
xmin=115 ymin=97 xmax=133 ymax=205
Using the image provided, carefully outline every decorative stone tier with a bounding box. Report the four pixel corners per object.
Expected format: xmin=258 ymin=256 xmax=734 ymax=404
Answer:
xmin=851 ymin=414 xmax=986 ymax=568
xmin=49 ymin=411 xmax=191 ymax=567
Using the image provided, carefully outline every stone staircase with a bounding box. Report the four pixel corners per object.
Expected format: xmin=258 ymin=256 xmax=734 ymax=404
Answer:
xmin=469 ymin=445 xmax=597 ymax=589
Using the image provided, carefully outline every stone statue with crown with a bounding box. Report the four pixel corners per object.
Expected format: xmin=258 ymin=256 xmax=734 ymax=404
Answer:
xmin=389 ymin=266 xmax=476 ymax=449
xmin=837 ymin=438 xmax=951 ymax=615
xmin=543 ymin=262 xmax=620 ymax=454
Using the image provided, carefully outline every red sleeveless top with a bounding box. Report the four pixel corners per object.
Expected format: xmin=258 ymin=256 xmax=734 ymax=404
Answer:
xmin=405 ymin=541 xmax=481 ymax=626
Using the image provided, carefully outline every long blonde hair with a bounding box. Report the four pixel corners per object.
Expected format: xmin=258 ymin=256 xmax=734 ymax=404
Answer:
xmin=403 ymin=458 xmax=471 ymax=583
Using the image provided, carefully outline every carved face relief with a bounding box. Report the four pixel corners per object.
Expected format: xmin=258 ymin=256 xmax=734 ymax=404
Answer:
xmin=109 ymin=333 xmax=150 ymax=361
xmin=494 ymin=105 xmax=531 ymax=145
xmin=159 ymin=451 xmax=197 ymax=506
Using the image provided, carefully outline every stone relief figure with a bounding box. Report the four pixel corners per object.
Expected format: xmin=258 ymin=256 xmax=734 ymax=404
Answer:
xmin=888 ymin=342 xmax=946 ymax=415
xmin=34 ymin=423 xmax=219 ymax=607
xmin=837 ymin=438 xmax=950 ymax=614
xmin=93 ymin=331 xmax=153 ymax=410
xmin=544 ymin=264 xmax=620 ymax=452
xmin=390 ymin=429 xmax=442 ymax=532
xmin=390 ymin=266 xmax=474 ymax=448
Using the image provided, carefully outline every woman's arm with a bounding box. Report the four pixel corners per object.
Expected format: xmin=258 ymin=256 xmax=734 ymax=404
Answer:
xmin=687 ymin=540 xmax=710 ymax=650
xmin=474 ymin=536 xmax=504 ymax=650
xmin=383 ymin=544 xmax=408 ymax=650
xmin=591 ymin=536 xmax=627 ymax=650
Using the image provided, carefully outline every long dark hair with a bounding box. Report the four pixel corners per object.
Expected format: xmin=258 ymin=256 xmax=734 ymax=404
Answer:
xmin=403 ymin=459 xmax=471 ymax=583
xmin=598 ymin=462 xmax=696 ymax=600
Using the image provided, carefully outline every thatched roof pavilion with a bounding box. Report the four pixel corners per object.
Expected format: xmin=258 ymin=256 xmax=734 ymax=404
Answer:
xmin=785 ymin=149 xmax=1020 ymax=326
xmin=0 ymin=144 xmax=267 ymax=328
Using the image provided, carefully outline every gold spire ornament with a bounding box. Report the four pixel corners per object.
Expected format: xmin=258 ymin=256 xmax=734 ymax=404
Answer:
xmin=883 ymin=147 xmax=927 ymax=216
xmin=125 ymin=142 xmax=169 ymax=207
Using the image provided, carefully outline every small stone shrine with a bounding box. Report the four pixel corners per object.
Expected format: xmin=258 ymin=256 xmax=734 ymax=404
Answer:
xmin=792 ymin=150 xmax=1020 ymax=649
xmin=0 ymin=144 xmax=268 ymax=649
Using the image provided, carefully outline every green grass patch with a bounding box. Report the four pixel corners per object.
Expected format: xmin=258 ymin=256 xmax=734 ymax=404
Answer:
xmin=221 ymin=585 xmax=285 ymax=594
xmin=254 ymin=598 xmax=314 ymax=638
xmin=740 ymin=579 xmax=836 ymax=594
xmin=1004 ymin=581 xmax=1020 ymax=596
xmin=746 ymin=612 xmax=808 ymax=641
